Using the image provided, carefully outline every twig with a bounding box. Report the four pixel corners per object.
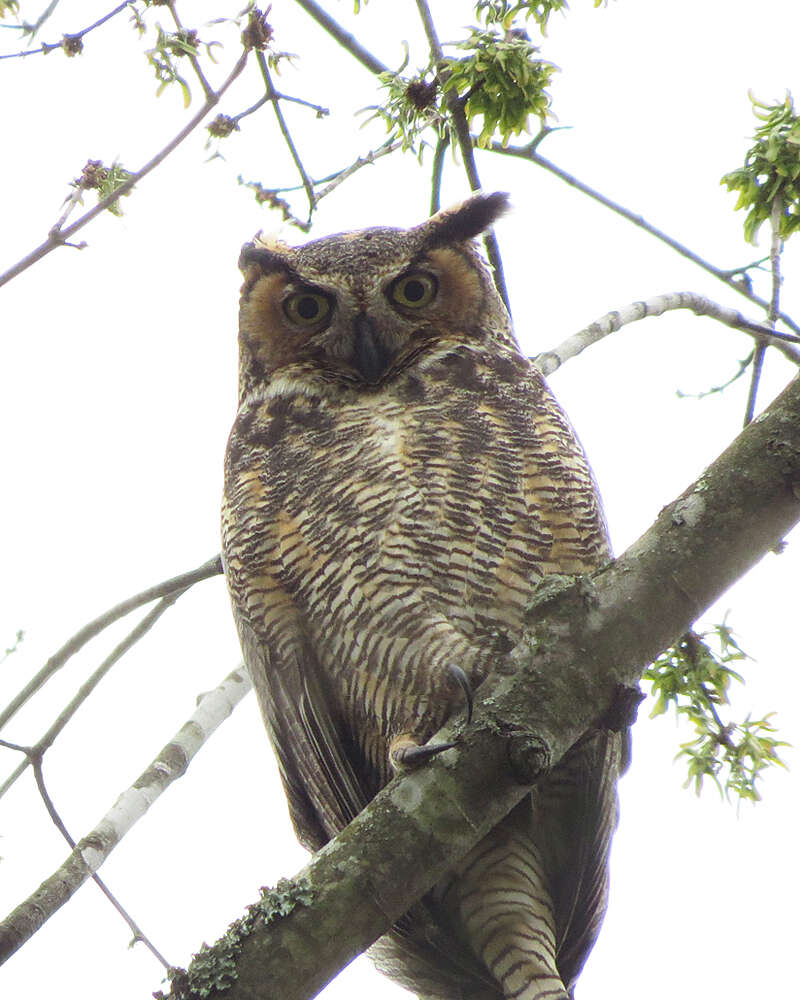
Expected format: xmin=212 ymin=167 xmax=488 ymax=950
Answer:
xmin=256 ymin=50 xmax=316 ymax=220
xmin=0 ymin=591 xmax=188 ymax=798
xmin=430 ymin=135 xmax=448 ymax=215
xmin=491 ymin=140 xmax=800 ymax=339
xmin=274 ymin=91 xmax=329 ymax=116
xmin=677 ymin=351 xmax=755 ymax=400
xmin=48 ymin=183 xmax=90 ymax=238
xmin=534 ymin=291 xmax=800 ymax=377
xmin=23 ymin=0 xmax=62 ymax=36
xmin=414 ymin=0 xmax=510 ymax=311
xmin=314 ymin=139 xmax=402 ymax=203
xmin=0 ymin=665 xmax=251 ymax=965
xmin=232 ymin=87 xmax=328 ymax=127
xmin=0 ymin=50 xmax=248 ymax=289
xmin=0 ymin=2 xmax=129 ymax=60
xmin=291 ymin=0 xmax=389 ymax=76
xmin=744 ymin=196 xmax=784 ymax=426
xmin=165 ymin=0 xmax=213 ymax=102
xmin=17 ymin=743 xmax=171 ymax=967
xmin=0 ymin=555 xmax=222 ymax=732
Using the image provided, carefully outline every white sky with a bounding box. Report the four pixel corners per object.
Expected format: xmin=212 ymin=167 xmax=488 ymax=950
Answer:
xmin=1 ymin=2 xmax=799 ymax=999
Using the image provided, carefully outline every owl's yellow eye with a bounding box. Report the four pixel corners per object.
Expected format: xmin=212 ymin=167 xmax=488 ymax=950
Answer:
xmin=389 ymin=272 xmax=438 ymax=309
xmin=283 ymin=291 xmax=332 ymax=327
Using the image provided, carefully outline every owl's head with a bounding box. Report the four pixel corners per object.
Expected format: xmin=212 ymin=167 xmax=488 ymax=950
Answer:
xmin=236 ymin=192 xmax=513 ymax=398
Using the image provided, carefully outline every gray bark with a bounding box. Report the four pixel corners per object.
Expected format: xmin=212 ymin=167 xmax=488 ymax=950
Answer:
xmin=180 ymin=373 xmax=800 ymax=1000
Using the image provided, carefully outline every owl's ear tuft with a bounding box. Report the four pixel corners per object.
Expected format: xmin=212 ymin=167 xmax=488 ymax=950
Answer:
xmin=239 ymin=241 xmax=292 ymax=275
xmin=418 ymin=192 xmax=510 ymax=250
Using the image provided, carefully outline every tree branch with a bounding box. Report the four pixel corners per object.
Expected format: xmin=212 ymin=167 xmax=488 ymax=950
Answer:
xmin=256 ymin=51 xmax=316 ymax=222
xmin=491 ymin=140 xmax=800 ymax=339
xmin=160 ymin=373 xmax=800 ymax=1000
xmin=25 ymin=745 xmax=171 ymax=968
xmin=535 ymin=291 xmax=800 ymax=377
xmin=290 ymin=0 xmax=389 ymax=76
xmin=1 ymin=590 xmax=188 ymax=798
xmin=0 ymin=1 xmax=129 ymax=60
xmin=414 ymin=0 xmax=510 ymax=309
xmin=0 ymin=665 xmax=251 ymax=965
xmin=0 ymin=51 xmax=248 ymax=290
xmin=0 ymin=555 xmax=222 ymax=732
xmin=744 ymin=195 xmax=785 ymax=425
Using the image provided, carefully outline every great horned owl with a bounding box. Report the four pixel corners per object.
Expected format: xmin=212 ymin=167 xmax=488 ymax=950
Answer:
xmin=222 ymin=193 xmax=624 ymax=1000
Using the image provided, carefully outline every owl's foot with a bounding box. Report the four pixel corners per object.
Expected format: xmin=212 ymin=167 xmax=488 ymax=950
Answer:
xmin=446 ymin=663 xmax=474 ymax=725
xmin=390 ymin=664 xmax=475 ymax=770
xmin=389 ymin=733 xmax=456 ymax=769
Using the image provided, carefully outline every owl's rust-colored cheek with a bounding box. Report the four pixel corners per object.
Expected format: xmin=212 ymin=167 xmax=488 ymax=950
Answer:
xmin=425 ymin=248 xmax=485 ymax=321
xmin=239 ymin=272 xmax=297 ymax=371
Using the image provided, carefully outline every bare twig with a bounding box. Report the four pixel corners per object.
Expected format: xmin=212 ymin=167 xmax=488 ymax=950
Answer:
xmin=273 ymin=90 xmax=329 ymax=116
xmin=313 ymin=139 xmax=402 ymax=203
xmin=291 ymin=0 xmax=389 ymax=76
xmin=0 ymin=2 xmax=130 ymax=60
xmin=19 ymin=744 xmax=171 ymax=967
xmin=414 ymin=0 xmax=510 ymax=310
xmin=256 ymin=51 xmax=316 ymax=221
xmin=0 ymin=555 xmax=222 ymax=732
xmin=534 ymin=291 xmax=800 ymax=377
xmin=491 ymin=140 xmax=800 ymax=339
xmin=0 ymin=665 xmax=251 ymax=965
xmin=0 ymin=50 xmax=248 ymax=289
xmin=744 ymin=196 xmax=784 ymax=426
xmin=0 ymin=590 xmax=189 ymax=798
xmin=430 ymin=135 xmax=448 ymax=215
xmin=676 ymin=351 xmax=755 ymax=400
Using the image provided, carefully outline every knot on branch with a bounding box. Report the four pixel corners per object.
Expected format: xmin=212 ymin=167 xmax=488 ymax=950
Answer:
xmin=505 ymin=730 xmax=550 ymax=784
xmin=600 ymin=683 xmax=645 ymax=733
xmin=524 ymin=573 xmax=598 ymax=623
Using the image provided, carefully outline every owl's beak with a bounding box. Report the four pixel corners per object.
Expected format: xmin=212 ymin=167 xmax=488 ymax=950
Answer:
xmin=351 ymin=313 xmax=393 ymax=384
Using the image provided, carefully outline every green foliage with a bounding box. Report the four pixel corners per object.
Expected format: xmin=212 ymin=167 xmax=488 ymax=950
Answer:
xmin=146 ymin=25 xmax=203 ymax=107
xmin=1 ymin=629 xmax=24 ymax=665
xmin=476 ymin=0 xmax=607 ymax=33
xmin=363 ymin=49 xmax=445 ymax=156
xmin=721 ymin=92 xmax=800 ymax=244
xmin=644 ymin=623 xmax=788 ymax=804
xmin=0 ymin=1 xmax=19 ymax=18
xmin=72 ymin=160 xmax=134 ymax=216
xmin=477 ymin=0 xmax=568 ymax=33
xmin=443 ymin=27 xmax=556 ymax=146
xmin=155 ymin=878 xmax=313 ymax=1000
xmin=365 ymin=12 xmax=560 ymax=155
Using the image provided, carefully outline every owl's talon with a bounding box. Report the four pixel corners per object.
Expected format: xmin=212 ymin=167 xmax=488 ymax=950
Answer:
xmin=390 ymin=734 xmax=456 ymax=770
xmin=447 ymin=663 xmax=474 ymax=725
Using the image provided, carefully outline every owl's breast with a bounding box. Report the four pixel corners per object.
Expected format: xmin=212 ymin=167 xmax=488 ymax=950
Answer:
xmin=226 ymin=345 xmax=606 ymax=643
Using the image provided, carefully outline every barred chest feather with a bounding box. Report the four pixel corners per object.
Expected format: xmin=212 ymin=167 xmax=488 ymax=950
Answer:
xmin=223 ymin=343 xmax=608 ymax=788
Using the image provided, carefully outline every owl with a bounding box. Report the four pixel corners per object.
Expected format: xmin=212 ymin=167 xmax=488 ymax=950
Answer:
xmin=222 ymin=193 xmax=625 ymax=1000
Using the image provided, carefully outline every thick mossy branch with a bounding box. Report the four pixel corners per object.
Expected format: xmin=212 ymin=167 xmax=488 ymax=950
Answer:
xmin=156 ymin=880 xmax=313 ymax=1000
xmin=160 ymin=373 xmax=800 ymax=1000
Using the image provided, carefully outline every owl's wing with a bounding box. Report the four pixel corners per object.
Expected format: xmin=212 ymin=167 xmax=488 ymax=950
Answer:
xmin=235 ymin=611 xmax=368 ymax=852
xmin=544 ymin=729 xmax=624 ymax=991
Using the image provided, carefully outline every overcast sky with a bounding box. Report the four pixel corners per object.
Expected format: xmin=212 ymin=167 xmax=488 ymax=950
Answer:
xmin=1 ymin=2 xmax=799 ymax=999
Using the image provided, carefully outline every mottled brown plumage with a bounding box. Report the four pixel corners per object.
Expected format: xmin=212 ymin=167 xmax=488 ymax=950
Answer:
xmin=222 ymin=193 xmax=625 ymax=999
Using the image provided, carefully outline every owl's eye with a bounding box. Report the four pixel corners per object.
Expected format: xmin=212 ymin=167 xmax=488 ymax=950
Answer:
xmin=283 ymin=291 xmax=332 ymax=327
xmin=389 ymin=271 xmax=438 ymax=309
